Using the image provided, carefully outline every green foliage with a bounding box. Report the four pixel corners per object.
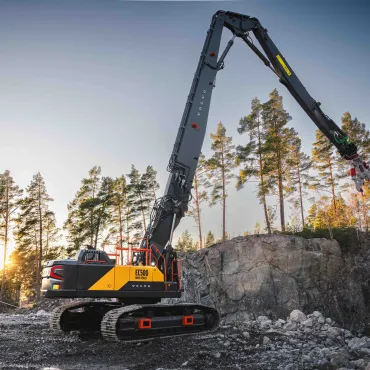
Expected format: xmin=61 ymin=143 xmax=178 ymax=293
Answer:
xmin=236 ymin=97 xmax=263 ymax=188
xmin=341 ymin=112 xmax=370 ymax=159
xmin=311 ymin=130 xmax=339 ymax=206
xmin=205 ymin=230 xmax=215 ymax=247
xmin=106 ymin=176 xmax=128 ymax=247
xmin=143 ymin=165 xmax=160 ymax=202
xmin=0 ymin=170 xmax=23 ymax=300
xmin=236 ymin=97 xmax=271 ymax=234
xmin=206 ymin=122 xmax=236 ymax=241
xmin=64 ymin=166 xmax=113 ymax=253
xmin=13 ymin=173 xmax=62 ymax=300
xmin=283 ymin=227 xmax=361 ymax=254
xmin=126 ymin=165 xmax=158 ymax=239
xmin=253 ymin=222 xmax=261 ymax=234
xmin=175 ymin=229 xmax=197 ymax=252
xmin=337 ymin=112 xmax=370 ymax=191
xmin=286 ymin=136 xmax=315 ymax=227
xmin=261 ymin=89 xmax=294 ymax=231
xmin=188 ymin=153 xmax=210 ymax=248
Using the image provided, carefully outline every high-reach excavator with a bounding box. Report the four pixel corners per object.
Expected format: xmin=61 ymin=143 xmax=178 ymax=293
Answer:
xmin=42 ymin=11 xmax=370 ymax=342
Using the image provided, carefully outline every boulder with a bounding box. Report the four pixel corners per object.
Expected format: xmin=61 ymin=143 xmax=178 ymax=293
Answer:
xmin=290 ymin=310 xmax=306 ymax=322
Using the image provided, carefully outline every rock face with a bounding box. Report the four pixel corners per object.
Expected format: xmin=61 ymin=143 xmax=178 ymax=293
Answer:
xmin=169 ymin=235 xmax=370 ymax=330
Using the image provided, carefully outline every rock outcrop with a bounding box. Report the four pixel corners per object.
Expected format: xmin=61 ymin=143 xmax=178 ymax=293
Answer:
xmin=169 ymin=235 xmax=370 ymax=331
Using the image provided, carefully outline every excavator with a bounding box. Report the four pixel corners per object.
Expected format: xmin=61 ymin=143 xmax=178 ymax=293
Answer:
xmin=41 ymin=10 xmax=370 ymax=342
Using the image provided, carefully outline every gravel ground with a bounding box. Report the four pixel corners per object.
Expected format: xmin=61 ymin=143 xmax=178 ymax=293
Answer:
xmin=1 ymin=309 xmax=370 ymax=370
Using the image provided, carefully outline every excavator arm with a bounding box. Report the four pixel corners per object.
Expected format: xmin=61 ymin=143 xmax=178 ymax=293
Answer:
xmin=142 ymin=10 xmax=370 ymax=263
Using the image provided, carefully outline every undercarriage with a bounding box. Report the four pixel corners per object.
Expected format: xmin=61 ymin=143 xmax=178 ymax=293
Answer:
xmin=49 ymin=300 xmax=220 ymax=342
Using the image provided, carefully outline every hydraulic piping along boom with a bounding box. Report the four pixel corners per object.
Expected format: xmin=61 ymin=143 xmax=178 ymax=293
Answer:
xmin=141 ymin=10 xmax=370 ymax=261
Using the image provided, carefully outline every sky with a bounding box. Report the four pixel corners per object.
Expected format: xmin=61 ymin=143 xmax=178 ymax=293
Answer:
xmin=0 ymin=0 xmax=369 ymax=252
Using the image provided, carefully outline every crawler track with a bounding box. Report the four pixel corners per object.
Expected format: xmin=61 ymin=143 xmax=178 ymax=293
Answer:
xmin=50 ymin=301 xmax=220 ymax=343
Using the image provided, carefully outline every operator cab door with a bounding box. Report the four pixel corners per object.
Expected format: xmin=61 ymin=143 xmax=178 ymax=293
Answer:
xmin=76 ymin=249 xmax=115 ymax=291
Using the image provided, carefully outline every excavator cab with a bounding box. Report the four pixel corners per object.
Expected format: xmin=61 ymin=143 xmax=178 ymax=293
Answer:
xmin=78 ymin=248 xmax=114 ymax=265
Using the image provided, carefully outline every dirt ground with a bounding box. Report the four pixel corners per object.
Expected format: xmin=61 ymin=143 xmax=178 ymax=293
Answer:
xmin=0 ymin=312 xmax=298 ymax=370
xmin=1 ymin=311 xmax=369 ymax=370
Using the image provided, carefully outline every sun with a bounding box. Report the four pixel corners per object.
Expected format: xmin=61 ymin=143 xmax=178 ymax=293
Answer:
xmin=0 ymin=240 xmax=15 ymax=270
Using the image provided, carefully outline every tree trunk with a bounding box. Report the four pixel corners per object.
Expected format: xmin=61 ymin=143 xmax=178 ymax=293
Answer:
xmin=362 ymin=196 xmax=368 ymax=234
xmin=118 ymin=205 xmax=124 ymax=264
xmin=36 ymin=184 xmax=43 ymax=302
xmin=90 ymin=209 xmax=94 ymax=246
xmin=257 ymin=123 xmax=271 ymax=234
xmin=277 ymin=150 xmax=285 ymax=232
xmin=34 ymin=226 xmax=39 ymax=302
xmin=44 ymin=221 xmax=49 ymax=259
xmin=297 ymin=165 xmax=305 ymax=228
xmin=221 ymin=153 xmax=226 ymax=242
xmin=94 ymin=215 xmax=101 ymax=249
xmin=0 ymin=182 xmax=9 ymax=300
xmin=126 ymin=213 xmax=131 ymax=264
xmin=138 ymin=190 xmax=147 ymax=233
xmin=193 ymin=175 xmax=203 ymax=249
xmin=328 ymin=157 xmax=336 ymax=211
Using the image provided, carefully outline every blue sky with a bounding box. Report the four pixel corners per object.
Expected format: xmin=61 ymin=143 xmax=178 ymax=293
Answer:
xmin=0 ymin=0 xmax=369 ymax=246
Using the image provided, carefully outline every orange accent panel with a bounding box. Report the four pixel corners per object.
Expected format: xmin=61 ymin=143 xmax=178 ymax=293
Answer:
xmin=182 ymin=316 xmax=194 ymax=326
xmin=138 ymin=318 xmax=152 ymax=329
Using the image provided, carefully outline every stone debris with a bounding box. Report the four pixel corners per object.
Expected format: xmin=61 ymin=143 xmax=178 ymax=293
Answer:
xmin=1 ymin=309 xmax=370 ymax=369
xmin=289 ymin=309 xmax=306 ymax=323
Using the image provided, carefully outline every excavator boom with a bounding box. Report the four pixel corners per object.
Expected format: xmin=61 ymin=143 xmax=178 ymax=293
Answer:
xmin=145 ymin=10 xmax=370 ymax=259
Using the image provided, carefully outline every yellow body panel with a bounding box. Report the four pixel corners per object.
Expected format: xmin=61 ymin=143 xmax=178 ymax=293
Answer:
xmin=88 ymin=265 xmax=165 ymax=291
xmin=152 ymin=267 xmax=164 ymax=282
xmin=88 ymin=267 xmax=115 ymax=290
xmin=114 ymin=266 xmax=131 ymax=290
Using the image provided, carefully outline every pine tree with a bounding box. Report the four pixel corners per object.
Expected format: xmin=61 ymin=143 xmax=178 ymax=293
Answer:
xmin=310 ymin=195 xmax=355 ymax=234
xmin=176 ymin=229 xmax=196 ymax=252
xmin=65 ymin=166 xmax=112 ymax=253
xmin=287 ymin=136 xmax=314 ymax=228
xmin=206 ymin=122 xmax=236 ymax=242
xmin=143 ymin=166 xmax=160 ymax=203
xmin=94 ymin=176 xmax=114 ymax=247
xmin=108 ymin=176 xmax=128 ymax=250
xmin=261 ymin=89 xmax=293 ymax=232
xmin=253 ymin=222 xmax=261 ymax=235
xmin=205 ymin=230 xmax=215 ymax=247
xmin=311 ymin=130 xmax=339 ymax=210
xmin=188 ymin=154 xmax=209 ymax=249
xmin=306 ymin=203 xmax=318 ymax=231
xmin=14 ymin=173 xmax=59 ymax=301
xmin=338 ymin=112 xmax=370 ymax=225
xmin=341 ymin=112 xmax=370 ymax=160
xmin=126 ymin=165 xmax=149 ymax=238
xmin=236 ymin=97 xmax=271 ymax=234
xmin=0 ymin=171 xmax=23 ymax=300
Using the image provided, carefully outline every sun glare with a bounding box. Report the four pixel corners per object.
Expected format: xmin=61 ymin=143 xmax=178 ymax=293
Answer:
xmin=0 ymin=241 xmax=15 ymax=270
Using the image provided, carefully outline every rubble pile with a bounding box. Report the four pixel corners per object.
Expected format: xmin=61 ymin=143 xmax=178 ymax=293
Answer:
xmin=236 ymin=309 xmax=370 ymax=370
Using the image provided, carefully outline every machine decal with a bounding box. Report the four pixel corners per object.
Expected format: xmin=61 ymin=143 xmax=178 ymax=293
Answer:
xmin=276 ymin=54 xmax=292 ymax=76
xmin=135 ymin=269 xmax=149 ymax=280
xmin=197 ymin=89 xmax=207 ymax=116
